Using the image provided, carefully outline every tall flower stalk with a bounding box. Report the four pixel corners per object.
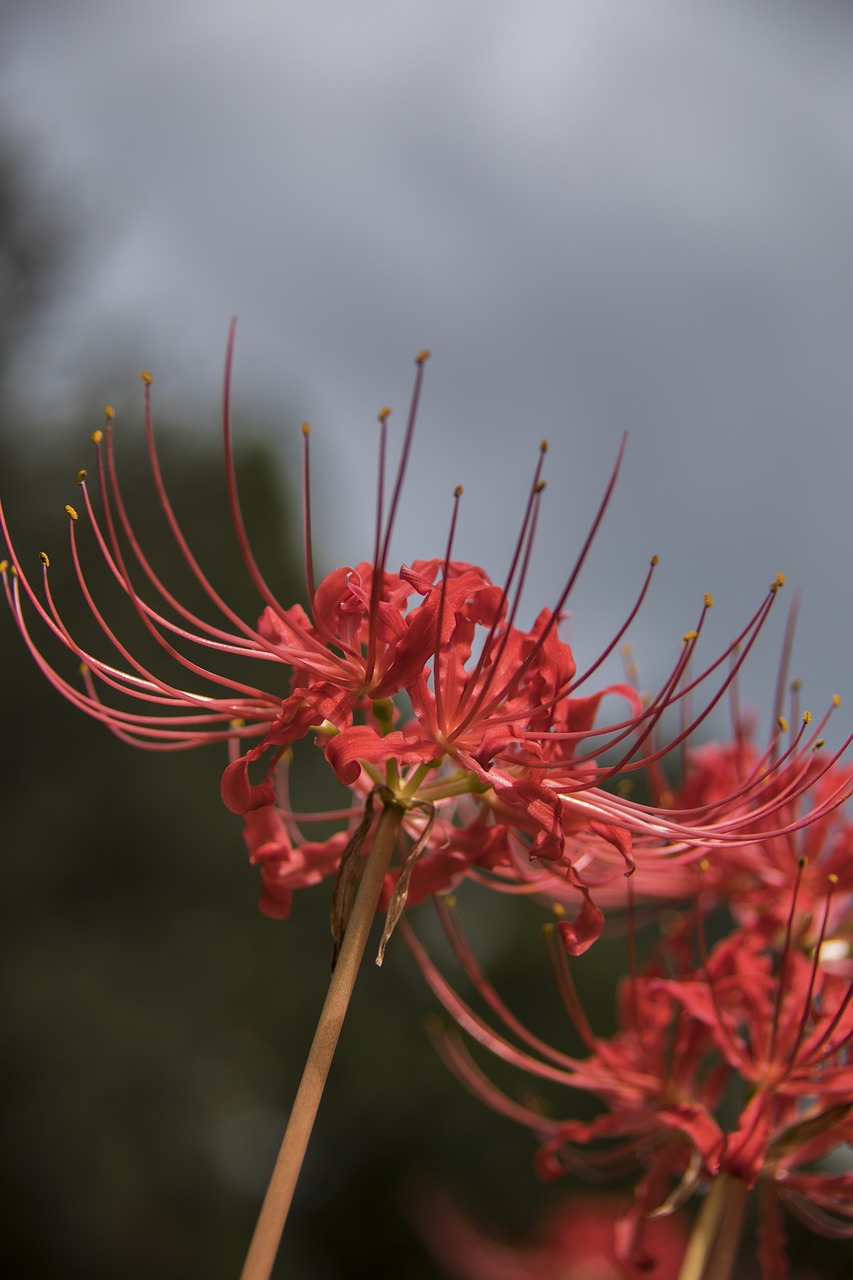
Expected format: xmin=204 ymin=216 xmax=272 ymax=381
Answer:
xmin=3 ymin=328 xmax=850 ymax=1277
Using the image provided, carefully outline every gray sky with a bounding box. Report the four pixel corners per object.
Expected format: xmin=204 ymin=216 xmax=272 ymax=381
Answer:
xmin=4 ymin=0 xmax=853 ymax=730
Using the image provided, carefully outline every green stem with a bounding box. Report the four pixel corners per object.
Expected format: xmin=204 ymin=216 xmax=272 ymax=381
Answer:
xmin=239 ymin=801 xmax=405 ymax=1280
xmin=676 ymin=1174 xmax=750 ymax=1280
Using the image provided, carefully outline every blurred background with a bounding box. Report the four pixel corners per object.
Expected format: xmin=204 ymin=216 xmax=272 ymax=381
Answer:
xmin=1 ymin=2 xmax=852 ymax=1276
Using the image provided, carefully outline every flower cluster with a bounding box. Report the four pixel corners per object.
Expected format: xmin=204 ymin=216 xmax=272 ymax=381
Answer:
xmin=3 ymin=336 xmax=848 ymax=968
xmin=409 ymin=738 xmax=853 ymax=1277
xmin=3 ymin=338 xmax=852 ymax=1278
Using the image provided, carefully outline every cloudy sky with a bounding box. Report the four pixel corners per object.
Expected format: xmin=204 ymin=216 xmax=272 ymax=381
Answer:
xmin=4 ymin=0 xmax=853 ymax=728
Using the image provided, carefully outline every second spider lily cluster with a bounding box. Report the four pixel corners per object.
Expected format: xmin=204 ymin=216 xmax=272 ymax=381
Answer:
xmin=409 ymin=724 xmax=853 ymax=1277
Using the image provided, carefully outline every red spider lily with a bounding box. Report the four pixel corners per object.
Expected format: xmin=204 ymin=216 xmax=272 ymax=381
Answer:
xmin=664 ymin=738 xmax=853 ymax=972
xmin=406 ymin=869 xmax=853 ymax=1279
xmin=406 ymin=903 xmax=727 ymax=1267
xmin=3 ymin=329 xmax=851 ymax=935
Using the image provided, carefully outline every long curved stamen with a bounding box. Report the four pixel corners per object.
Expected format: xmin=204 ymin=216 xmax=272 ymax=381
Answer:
xmin=435 ymin=897 xmax=582 ymax=1071
xmin=127 ymin=374 xmax=356 ymax=679
xmin=66 ymin=502 xmax=279 ymax=705
xmin=2 ymin=567 xmax=262 ymax=745
xmin=363 ymin=353 xmax=430 ymax=686
xmin=426 ymin=1020 xmax=564 ymax=1138
xmin=432 ymin=485 xmax=465 ymax=733
xmin=781 ymin=874 xmax=840 ymax=1078
xmin=453 ymin=485 xmax=546 ymax=734
xmin=377 ymin=350 xmax=430 ymax=578
xmin=363 ymin=406 xmax=392 ymax=686
xmin=551 ymin=580 xmax=783 ymax=794
xmin=402 ymin=920 xmax=589 ymax=1089
xmin=40 ymin=550 xmax=270 ymax=720
xmin=771 ymin=594 xmax=802 ymax=752
xmin=695 ymin=862 xmax=753 ymax=1072
xmin=544 ymin=915 xmax=600 ymax=1053
xmin=219 ymin=322 xmax=303 ymax=629
xmin=133 ymin=371 xmax=283 ymax=640
xmin=87 ymin=412 xmax=272 ymax=653
xmin=77 ymin=475 xmax=281 ymax=662
xmin=462 ymin=435 xmax=629 ymax=731
xmin=300 ymin=423 xmax=315 ymax=604
xmin=797 ymin=899 xmax=853 ymax=1071
xmin=570 ymin=555 xmax=660 ymax=692
xmin=451 ymin=443 xmax=550 ymax=732
xmin=766 ymin=857 xmax=808 ymax=1065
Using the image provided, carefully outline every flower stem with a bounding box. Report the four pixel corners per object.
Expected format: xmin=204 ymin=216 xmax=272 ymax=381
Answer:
xmin=676 ymin=1173 xmax=750 ymax=1280
xmin=239 ymin=800 xmax=405 ymax=1280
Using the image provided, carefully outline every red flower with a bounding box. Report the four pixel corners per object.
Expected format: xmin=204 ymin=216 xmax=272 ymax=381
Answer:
xmin=4 ymin=331 xmax=851 ymax=931
xmin=412 ymin=1187 xmax=688 ymax=1280
xmin=407 ymin=866 xmax=853 ymax=1278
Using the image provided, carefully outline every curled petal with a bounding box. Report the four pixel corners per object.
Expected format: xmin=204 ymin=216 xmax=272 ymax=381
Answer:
xmin=589 ymin=821 xmax=635 ymax=875
xmin=324 ymin=724 xmax=437 ymax=785
xmin=221 ymin=755 xmax=276 ymax=813
xmin=557 ymin=891 xmax=604 ymax=956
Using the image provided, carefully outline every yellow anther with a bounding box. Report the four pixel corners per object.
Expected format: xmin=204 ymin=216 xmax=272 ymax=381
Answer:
xmin=454 ymin=484 xmax=464 ymax=498
xmin=699 ymin=858 xmax=710 ymax=873
xmin=539 ymin=439 xmax=549 ymax=453
xmin=659 ymin=789 xmax=674 ymax=808
xmin=542 ymin=921 xmax=555 ymax=937
xmin=229 ymin=717 xmax=245 ymax=729
xmin=551 ymin=902 xmax=565 ymax=918
xmin=444 ymin=893 xmax=457 ymax=910
xmin=415 ymin=348 xmax=431 ymax=364
xmin=803 ymin=711 xmax=812 ymax=725
xmin=301 ymin=422 xmax=311 ymax=436
xmin=534 ymin=480 xmax=546 ymax=493
xmin=818 ymin=938 xmax=850 ymax=964
xmin=65 ymin=505 xmax=78 ymax=521
xmin=799 ymin=855 xmax=808 ymax=869
xmin=0 ymin=559 xmax=8 ymax=574
xmin=833 ymin=694 xmax=842 ymax=707
xmin=791 ymin=678 xmax=802 ymax=692
xmin=683 ymin=630 xmax=698 ymax=642
xmin=650 ymin=554 xmax=660 ymax=566
xmin=76 ymin=469 xmax=87 ymax=484
xmin=771 ymin=572 xmax=785 ymax=592
xmin=104 ymin=404 xmax=115 ymax=420
xmin=777 ymin=716 xmax=788 ymax=733
xmin=79 ymin=662 xmax=89 ymax=676
xmin=703 ymin=593 xmax=713 ymax=608
xmin=91 ymin=429 xmax=103 ymax=445
xmin=39 ymin=551 xmax=50 ymax=567
xmin=621 ymin=642 xmax=634 ymax=657
xmin=815 ymin=738 xmax=825 ymax=749
xmin=827 ymin=873 xmax=840 ymax=887
xmin=378 ymin=406 xmax=392 ymax=423
xmin=616 ymin=779 xmax=633 ymax=797
xmin=139 ymin=370 xmax=153 ymax=385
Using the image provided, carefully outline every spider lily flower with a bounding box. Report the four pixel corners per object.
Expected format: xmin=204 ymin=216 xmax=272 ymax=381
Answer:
xmin=667 ymin=739 xmax=853 ymax=969
xmin=3 ymin=330 xmax=849 ymax=934
xmin=406 ymin=866 xmax=853 ymax=1278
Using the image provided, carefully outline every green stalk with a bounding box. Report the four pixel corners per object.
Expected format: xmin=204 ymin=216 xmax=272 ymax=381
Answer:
xmin=676 ymin=1173 xmax=750 ymax=1280
xmin=239 ymin=800 xmax=405 ymax=1280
